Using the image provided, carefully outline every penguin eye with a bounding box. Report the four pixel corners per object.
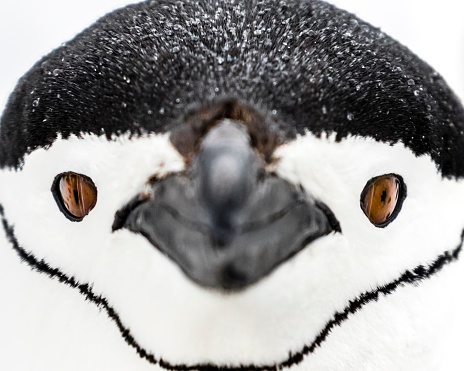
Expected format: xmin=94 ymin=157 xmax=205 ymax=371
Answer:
xmin=52 ymin=172 xmax=98 ymax=221
xmin=360 ymin=174 xmax=406 ymax=227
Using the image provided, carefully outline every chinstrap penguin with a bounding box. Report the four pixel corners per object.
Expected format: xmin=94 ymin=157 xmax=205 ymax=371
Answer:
xmin=1 ymin=0 xmax=464 ymax=370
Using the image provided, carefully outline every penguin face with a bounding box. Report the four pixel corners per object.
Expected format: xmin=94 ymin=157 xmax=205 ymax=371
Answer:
xmin=1 ymin=0 xmax=464 ymax=369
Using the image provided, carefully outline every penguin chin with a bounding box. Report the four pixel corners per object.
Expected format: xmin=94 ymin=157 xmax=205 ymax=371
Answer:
xmin=85 ymin=230 xmax=351 ymax=366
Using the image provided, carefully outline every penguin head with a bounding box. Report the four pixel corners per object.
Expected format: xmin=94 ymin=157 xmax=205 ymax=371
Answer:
xmin=1 ymin=0 xmax=464 ymax=368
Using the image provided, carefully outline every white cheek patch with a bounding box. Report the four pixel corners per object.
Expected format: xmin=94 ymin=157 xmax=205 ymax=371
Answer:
xmin=0 ymin=132 xmax=463 ymax=368
xmin=274 ymin=133 xmax=464 ymax=289
xmin=0 ymin=133 xmax=185 ymax=278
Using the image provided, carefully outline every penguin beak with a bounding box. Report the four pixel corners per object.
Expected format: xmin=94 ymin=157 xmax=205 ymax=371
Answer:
xmin=116 ymin=120 xmax=338 ymax=291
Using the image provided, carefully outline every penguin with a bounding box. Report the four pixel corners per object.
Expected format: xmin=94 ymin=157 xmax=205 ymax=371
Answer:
xmin=1 ymin=0 xmax=464 ymax=370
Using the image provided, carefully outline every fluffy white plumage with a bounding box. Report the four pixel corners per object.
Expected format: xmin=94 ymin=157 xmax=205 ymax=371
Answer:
xmin=1 ymin=133 xmax=464 ymax=370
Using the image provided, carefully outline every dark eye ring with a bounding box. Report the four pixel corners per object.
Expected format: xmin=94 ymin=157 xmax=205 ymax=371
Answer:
xmin=52 ymin=172 xmax=98 ymax=222
xmin=360 ymin=174 xmax=406 ymax=228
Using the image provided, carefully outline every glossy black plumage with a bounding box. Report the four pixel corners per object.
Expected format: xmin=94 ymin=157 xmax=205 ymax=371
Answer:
xmin=1 ymin=0 xmax=463 ymax=177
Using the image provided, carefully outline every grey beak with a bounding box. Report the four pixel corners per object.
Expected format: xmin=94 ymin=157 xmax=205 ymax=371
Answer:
xmin=121 ymin=120 xmax=338 ymax=291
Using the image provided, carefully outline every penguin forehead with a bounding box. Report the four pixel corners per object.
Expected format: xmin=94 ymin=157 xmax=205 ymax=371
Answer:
xmin=1 ymin=0 xmax=464 ymax=177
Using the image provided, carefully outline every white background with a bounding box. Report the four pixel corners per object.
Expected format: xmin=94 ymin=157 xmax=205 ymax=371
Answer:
xmin=0 ymin=0 xmax=464 ymax=113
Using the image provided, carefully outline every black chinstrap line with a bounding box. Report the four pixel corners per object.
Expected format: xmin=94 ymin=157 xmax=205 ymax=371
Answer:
xmin=1 ymin=203 xmax=462 ymax=371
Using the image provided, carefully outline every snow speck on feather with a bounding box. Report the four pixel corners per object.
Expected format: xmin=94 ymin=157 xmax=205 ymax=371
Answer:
xmin=0 ymin=0 xmax=463 ymax=116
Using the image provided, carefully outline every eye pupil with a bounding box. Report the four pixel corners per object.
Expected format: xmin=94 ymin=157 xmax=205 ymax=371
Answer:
xmin=360 ymin=174 xmax=405 ymax=227
xmin=380 ymin=189 xmax=387 ymax=203
xmin=53 ymin=172 xmax=98 ymax=221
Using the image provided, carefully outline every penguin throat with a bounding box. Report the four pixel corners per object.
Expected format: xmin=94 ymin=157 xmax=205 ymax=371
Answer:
xmin=0 ymin=203 xmax=462 ymax=370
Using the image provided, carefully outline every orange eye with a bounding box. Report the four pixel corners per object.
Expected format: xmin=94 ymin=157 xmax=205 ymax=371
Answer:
xmin=52 ymin=172 xmax=97 ymax=221
xmin=360 ymin=174 xmax=406 ymax=227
